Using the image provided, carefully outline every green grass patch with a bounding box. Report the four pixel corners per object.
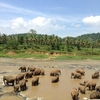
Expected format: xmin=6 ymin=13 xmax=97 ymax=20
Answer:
xmin=3 ymin=53 xmax=49 ymax=59
xmin=0 ymin=51 xmax=100 ymax=60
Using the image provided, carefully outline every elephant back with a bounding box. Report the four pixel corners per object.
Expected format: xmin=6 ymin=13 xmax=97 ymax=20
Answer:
xmin=33 ymin=68 xmax=41 ymax=76
xmin=27 ymin=66 xmax=36 ymax=72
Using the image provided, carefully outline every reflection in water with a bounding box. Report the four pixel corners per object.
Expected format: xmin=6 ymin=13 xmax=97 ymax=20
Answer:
xmin=0 ymin=65 xmax=100 ymax=100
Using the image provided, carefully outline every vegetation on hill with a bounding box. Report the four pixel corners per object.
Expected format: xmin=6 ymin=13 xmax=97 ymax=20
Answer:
xmin=0 ymin=29 xmax=100 ymax=59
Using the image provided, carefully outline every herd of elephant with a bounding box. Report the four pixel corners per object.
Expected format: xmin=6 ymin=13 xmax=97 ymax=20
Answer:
xmin=2 ymin=65 xmax=100 ymax=100
xmin=70 ymin=67 xmax=100 ymax=100
xmin=3 ymin=66 xmax=61 ymax=93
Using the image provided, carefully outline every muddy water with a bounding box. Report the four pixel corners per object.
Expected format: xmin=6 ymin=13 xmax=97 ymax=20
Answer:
xmin=0 ymin=58 xmax=100 ymax=100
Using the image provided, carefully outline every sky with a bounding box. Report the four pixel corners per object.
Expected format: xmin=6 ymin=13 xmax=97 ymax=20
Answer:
xmin=0 ymin=0 xmax=100 ymax=37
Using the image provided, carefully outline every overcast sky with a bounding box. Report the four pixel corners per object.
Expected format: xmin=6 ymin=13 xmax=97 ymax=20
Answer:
xmin=0 ymin=0 xmax=100 ymax=37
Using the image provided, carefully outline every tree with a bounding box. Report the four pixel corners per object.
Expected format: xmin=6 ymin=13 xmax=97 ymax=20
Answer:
xmin=29 ymin=29 xmax=37 ymax=34
xmin=6 ymin=40 xmax=19 ymax=50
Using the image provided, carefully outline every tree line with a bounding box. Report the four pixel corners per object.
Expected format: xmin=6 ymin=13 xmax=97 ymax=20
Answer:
xmin=0 ymin=30 xmax=100 ymax=54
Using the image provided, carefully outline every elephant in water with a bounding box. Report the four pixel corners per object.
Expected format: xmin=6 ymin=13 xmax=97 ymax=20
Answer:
xmin=27 ymin=66 xmax=36 ymax=72
xmin=3 ymin=75 xmax=15 ymax=86
xmin=92 ymin=71 xmax=99 ymax=79
xmin=79 ymin=82 xmax=85 ymax=86
xmin=16 ymin=73 xmax=26 ymax=84
xmin=84 ymin=80 xmax=96 ymax=91
xmin=94 ymin=70 xmax=99 ymax=75
xmin=25 ymin=72 xmax=33 ymax=79
xmin=19 ymin=79 xmax=28 ymax=91
xmin=90 ymin=92 xmax=100 ymax=99
xmin=96 ymin=85 xmax=100 ymax=92
xmin=40 ymin=69 xmax=45 ymax=75
xmin=51 ymin=76 xmax=59 ymax=83
xmin=78 ymin=86 xmax=86 ymax=94
xmin=31 ymin=77 xmax=39 ymax=86
xmin=50 ymin=69 xmax=61 ymax=76
xmin=71 ymin=88 xmax=79 ymax=100
xmin=19 ymin=66 xmax=26 ymax=72
xmin=71 ymin=72 xmax=81 ymax=79
xmin=13 ymin=84 xmax=20 ymax=93
xmin=33 ymin=68 xmax=41 ymax=76
xmin=92 ymin=73 xmax=99 ymax=79
xmin=76 ymin=67 xmax=85 ymax=75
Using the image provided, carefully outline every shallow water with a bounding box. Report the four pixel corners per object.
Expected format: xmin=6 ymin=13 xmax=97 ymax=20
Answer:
xmin=0 ymin=59 xmax=100 ymax=100
xmin=1 ymin=67 xmax=100 ymax=100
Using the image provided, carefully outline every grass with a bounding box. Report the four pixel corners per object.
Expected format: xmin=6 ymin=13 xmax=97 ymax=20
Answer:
xmin=0 ymin=52 xmax=100 ymax=60
xmin=3 ymin=53 xmax=49 ymax=59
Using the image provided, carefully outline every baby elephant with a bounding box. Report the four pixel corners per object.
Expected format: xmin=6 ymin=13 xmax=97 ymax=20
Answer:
xmin=32 ymin=77 xmax=39 ymax=86
xmin=71 ymin=88 xmax=79 ymax=100
xmin=19 ymin=79 xmax=28 ymax=91
xmin=13 ymin=84 xmax=20 ymax=93
xmin=19 ymin=66 xmax=26 ymax=72
xmin=78 ymin=86 xmax=86 ymax=94
xmin=51 ymin=76 xmax=59 ymax=83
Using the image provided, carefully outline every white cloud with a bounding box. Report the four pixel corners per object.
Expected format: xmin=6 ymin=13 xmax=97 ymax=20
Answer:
xmin=11 ymin=17 xmax=27 ymax=29
xmin=28 ymin=17 xmax=51 ymax=27
xmin=0 ymin=17 xmax=65 ymax=34
xmin=82 ymin=16 xmax=100 ymax=26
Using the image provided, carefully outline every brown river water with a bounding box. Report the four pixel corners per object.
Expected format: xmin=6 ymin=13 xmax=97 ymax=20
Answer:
xmin=0 ymin=58 xmax=100 ymax=100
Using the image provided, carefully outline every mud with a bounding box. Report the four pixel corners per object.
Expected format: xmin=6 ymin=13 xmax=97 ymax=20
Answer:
xmin=0 ymin=58 xmax=100 ymax=100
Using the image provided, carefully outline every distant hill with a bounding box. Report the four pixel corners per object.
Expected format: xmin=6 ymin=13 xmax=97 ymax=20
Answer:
xmin=76 ymin=32 xmax=100 ymax=41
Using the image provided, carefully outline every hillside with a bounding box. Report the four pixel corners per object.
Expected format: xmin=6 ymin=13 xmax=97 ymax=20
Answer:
xmin=76 ymin=32 xmax=100 ymax=41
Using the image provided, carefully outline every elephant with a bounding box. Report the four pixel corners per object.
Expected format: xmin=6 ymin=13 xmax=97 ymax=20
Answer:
xmin=31 ymin=77 xmax=39 ymax=86
xmin=19 ymin=66 xmax=26 ymax=72
xmin=3 ymin=75 xmax=15 ymax=86
xmin=92 ymin=73 xmax=99 ymax=79
xmin=90 ymin=92 xmax=100 ymax=99
xmin=51 ymin=76 xmax=59 ymax=83
xmin=25 ymin=72 xmax=33 ymax=79
xmin=40 ymin=69 xmax=45 ymax=75
xmin=96 ymin=86 xmax=100 ymax=92
xmin=27 ymin=66 xmax=36 ymax=72
xmin=50 ymin=69 xmax=61 ymax=76
xmin=33 ymin=68 xmax=41 ymax=76
xmin=13 ymin=84 xmax=20 ymax=93
xmin=76 ymin=68 xmax=85 ymax=75
xmin=71 ymin=88 xmax=79 ymax=100
xmin=78 ymin=86 xmax=85 ymax=94
xmin=79 ymin=82 xmax=85 ymax=86
xmin=84 ymin=80 xmax=96 ymax=91
xmin=16 ymin=73 xmax=26 ymax=84
xmin=94 ymin=70 xmax=99 ymax=75
xmin=19 ymin=79 xmax=28 ymax=91
xmin=71 ymin=72 xmax=81 ymax=79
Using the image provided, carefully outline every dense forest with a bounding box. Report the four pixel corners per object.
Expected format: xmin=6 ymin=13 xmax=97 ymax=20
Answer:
xmin=0 ymin=29 xmax=100 ymax=56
